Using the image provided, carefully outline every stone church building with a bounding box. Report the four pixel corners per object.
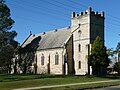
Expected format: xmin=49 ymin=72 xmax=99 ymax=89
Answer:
xmin=21 ymin=7 xmax=104 ymax=75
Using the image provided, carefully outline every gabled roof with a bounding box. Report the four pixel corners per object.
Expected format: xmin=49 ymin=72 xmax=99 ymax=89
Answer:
xmin=21 ymin=27 xmax=71 ymax=50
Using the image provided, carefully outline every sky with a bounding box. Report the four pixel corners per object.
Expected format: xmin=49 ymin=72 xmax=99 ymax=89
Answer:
xmin=6 ymin=0 xmax=120 ymax=49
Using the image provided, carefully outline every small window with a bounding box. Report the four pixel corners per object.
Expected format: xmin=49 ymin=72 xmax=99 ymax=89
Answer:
xmin=78 ymin=30 xmax=81 ymax=37
xmin=86 ymin=44 xmax=90 ymax=54
xmin=78 ymin=61 xmax=81 ymax=69
xmin=55 ymin=52 xmax=59 ymax=65
xmin=79 ymin=44 xmax=81 ymax=52
xmin=41 ymin=54 xmax=44 ymax=65
xmin=78 ymin=30 xmax=81 ymax=34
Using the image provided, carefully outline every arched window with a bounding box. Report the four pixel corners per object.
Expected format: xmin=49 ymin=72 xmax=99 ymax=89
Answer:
xmin=78 ymin=61 xmax=81 ymax=69
xmin=79 ymin=44 xmax=81 ymax=52
xmin=41 ymin=54 xmax=44 ymax=65
xmin=78 ymin=30 xmax=81 ymax=37
xmin=55 ymin=52 xmax=59 ymax=65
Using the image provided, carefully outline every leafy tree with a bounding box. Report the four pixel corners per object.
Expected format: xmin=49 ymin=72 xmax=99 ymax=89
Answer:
xmin=0 ymin=0 xmax=18 ymax=73
xmin=0 ymin=0 xmax=15 ymax=48
xmin=18 ymin=36 xmax=41 ymax=74
xmin=116 ymin=42 xmax=120 ymax=62
xmin=107 ymin=48 xmax=116 ymax=65
xmin=116 ymin=42 xmax=120 ymax=53
xmin=107 ymin=48 xmax=115 ymax=57
xmin=114 ymin=62 xmax=120 ymax=74
xmin=88 ymin=36 xmax=109 ymax=75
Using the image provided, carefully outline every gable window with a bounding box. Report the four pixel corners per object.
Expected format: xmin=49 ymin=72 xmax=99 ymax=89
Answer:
xmin=79 ymin=44 xmax=81 ymax=52
xmin=41 ymin=54 xmax=44 ymax=65
xmin=78 ymin=61 xmax=81 ymax=69
xmin=55 ymin=52 xmax=59 ymax=65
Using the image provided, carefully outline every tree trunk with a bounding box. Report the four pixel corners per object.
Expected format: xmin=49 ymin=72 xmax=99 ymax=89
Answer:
xmin=92 ymin=65 xmax=97 ymax=75
xmin=23 ymin=60 xmax=27 ymax=74
xmin=92 ymin=65 xmax=101 ymax=76
xmin=14 ymin=59 xmax=17 ymax=74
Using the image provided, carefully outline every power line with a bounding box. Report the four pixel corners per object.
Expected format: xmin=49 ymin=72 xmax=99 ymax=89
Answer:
xmin=10 ymin=0 xmax=120 ymax=28
xmin=9 ymin=0 xmax=70 ymax=21
xmin=107 ymin=16 xmax=120 ymax=25
xmin=8 ymin=1 xmax=71 ymax=31
xmin=48 ymin=0 xmax=120 ymax=27
xmin=7 ymin=0 xmax=120 ymax=47
xmin=8 ymin=0 xmax=120 ymax=34
xmin=68 ymin=0 xmax=87 ymax=8
xmin=21 ymin=0 xmax=69 ymax=17
xmin=53 ymin=0 xmax=81 ymax=11
xmin=106 ymin=21 xmax=120 ymax=27
xmin=40 ymin=0 xmax=73 ymax=12
xmin=107 ymin=13 xmax=120 ymax=21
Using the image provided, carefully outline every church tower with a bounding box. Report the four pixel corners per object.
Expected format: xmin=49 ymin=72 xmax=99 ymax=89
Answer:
xmin=71 ymin=7 xmax=104 ymax=75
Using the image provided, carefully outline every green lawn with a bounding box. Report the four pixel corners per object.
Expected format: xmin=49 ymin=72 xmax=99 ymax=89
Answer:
xmin=0 ymin=74 xmax=120 ymax=90
xmin=43 ymin=81 xmax=120 ymax=90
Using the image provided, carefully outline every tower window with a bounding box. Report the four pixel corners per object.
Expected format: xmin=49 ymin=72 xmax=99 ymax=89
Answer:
xmin=86 ymin=44 xmax=88 ymax=51
xmin=78 ymin=30 xmax=81 ymax=37
xmin=78 ymin=61 xmax=81 ymax=69
xmin=55 ymin=52 xmax=59 ymax=65
xmin=79 ymin=44 xmax=81 ymax=52
xmin=41 ymin=54 xmax=44 ymax=65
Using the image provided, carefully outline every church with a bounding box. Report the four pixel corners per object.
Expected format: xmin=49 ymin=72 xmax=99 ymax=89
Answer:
xmin=21 ymin=7 xmax=104 ymax=75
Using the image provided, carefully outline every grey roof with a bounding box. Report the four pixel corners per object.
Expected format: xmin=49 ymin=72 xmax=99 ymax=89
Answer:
xmin=21 ymin=27 xmax=71 ymax=50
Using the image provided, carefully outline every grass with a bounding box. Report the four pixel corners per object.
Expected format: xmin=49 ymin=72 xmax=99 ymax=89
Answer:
xmin=0 ymin=74 xmax=120 ymax=90
xmin=42 ymin=81 xmax=120 ymax=90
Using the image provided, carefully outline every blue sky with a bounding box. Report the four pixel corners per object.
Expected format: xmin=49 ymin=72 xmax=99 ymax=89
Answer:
xmin=6 ymin=0 xmax=120 ymax=49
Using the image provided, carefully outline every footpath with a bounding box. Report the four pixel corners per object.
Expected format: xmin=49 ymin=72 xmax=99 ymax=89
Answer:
xmin=13 ymin=80 xmax=120 ymax=90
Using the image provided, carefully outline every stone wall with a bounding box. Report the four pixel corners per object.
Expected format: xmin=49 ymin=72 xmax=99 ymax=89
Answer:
xmin=36 ymin=48 xmax=64 ymax=74
xmin=90 ymin=11 xmax=104 ymax=43
xmin=66 ymin=35 xmax=75 ymax=74
xmin=72 ymin=15 xmax=90 ymax=75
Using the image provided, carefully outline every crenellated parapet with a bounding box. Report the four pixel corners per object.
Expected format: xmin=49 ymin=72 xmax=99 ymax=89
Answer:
xmin=71 ymin=7 xmax=104 ymax=19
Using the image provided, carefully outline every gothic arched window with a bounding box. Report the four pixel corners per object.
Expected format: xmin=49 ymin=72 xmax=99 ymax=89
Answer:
xmin=41 ymin=54 xmax=44 ymax=65
xmin=79 ymin=44 xmax=81 ymax=52
xmin=78 ymin=61 xmax=81 ymax=69
xmin=55 ymin=52 xmax=59 ymax=65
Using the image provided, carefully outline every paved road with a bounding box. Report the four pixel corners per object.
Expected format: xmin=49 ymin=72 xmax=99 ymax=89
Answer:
xmin=86 ymin=85 xmax=120 ymax=90
xmin=13 ymin=80 xmax=120 ymax=90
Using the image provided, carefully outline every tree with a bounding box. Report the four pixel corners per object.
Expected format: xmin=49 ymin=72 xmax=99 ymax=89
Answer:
xmin=107 ymin=48 xmax=115 ymax=57
xmin=107 ymin=48 xmax=116 ymax=64
xmin=88 ymin=36 xmax=109 ymax=76
xmin=114 ymin=62 xmax=120 ymax=74
xmin=0 ymin=0 xmax=18 ymax=73
xmin=0 ymin=0 xmax=15 ymax=48
xmin=116 ymin=42 xmax=120 ymax=53
xmin=18 ymin=36 xmax=41 ymax=74
xmin=116 ymin=42 xmax=120 ymax=62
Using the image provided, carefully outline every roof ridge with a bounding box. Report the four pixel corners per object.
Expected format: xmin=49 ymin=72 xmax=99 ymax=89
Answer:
xmin=21 ymin=26 xmax=72 ymax=49
xmin=35 ymin=26 xmax=70 ymax=35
